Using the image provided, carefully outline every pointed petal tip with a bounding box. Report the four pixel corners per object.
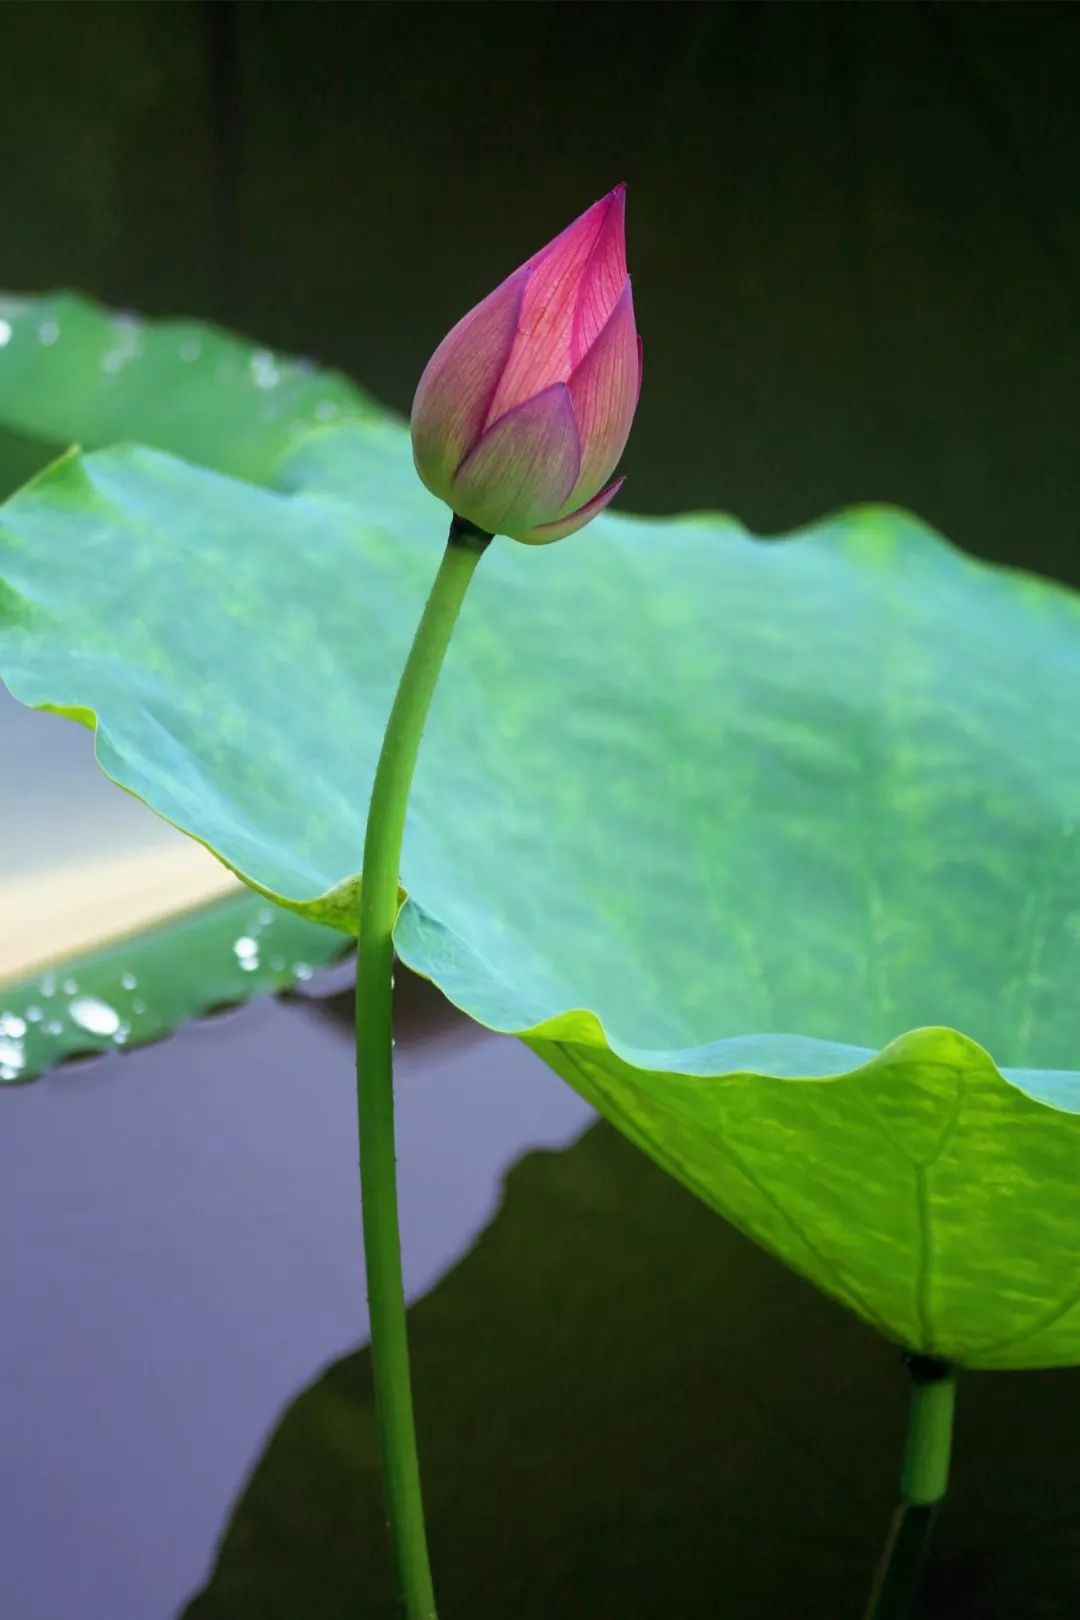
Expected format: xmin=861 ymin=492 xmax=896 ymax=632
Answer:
xmin=602 ymin=184 xmax=627 ymax=221
xmin=563 ymin=183 xmax=624 ymax=244
xmin=585 ymin=182 xmax=625 ymax=214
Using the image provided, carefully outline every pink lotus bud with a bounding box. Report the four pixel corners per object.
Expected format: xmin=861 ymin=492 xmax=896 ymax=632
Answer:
xmin=411 ymin=185 xmax=642 ymax=544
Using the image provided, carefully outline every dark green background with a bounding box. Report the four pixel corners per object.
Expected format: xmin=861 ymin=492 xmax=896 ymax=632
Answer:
xmin=2 ymin=1 xmax=1077 ymax=575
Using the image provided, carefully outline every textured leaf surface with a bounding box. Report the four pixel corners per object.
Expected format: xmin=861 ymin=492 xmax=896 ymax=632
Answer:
xmin=0 ymin=895 xmax=347 ymax=1083
xmin=2 ymin=323 xmax=1080 ymax=1363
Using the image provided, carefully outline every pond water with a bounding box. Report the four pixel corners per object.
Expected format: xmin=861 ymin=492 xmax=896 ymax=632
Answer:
xmin=0 ymin=973 xmax=591 ymax=1620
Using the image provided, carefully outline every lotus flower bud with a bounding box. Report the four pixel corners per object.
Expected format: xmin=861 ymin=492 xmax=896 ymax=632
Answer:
xmin=411 ymin=185 xmax=642 ymax=544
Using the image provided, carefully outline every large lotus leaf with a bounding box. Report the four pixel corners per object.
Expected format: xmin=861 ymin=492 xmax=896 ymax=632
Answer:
xmin=2 ymin=414 xmax=1080 ymax=1367
xmin=0 ymin=292 xmax=367 ymax=1073
xmin=0 ymin=290 xmax=375 ymax=493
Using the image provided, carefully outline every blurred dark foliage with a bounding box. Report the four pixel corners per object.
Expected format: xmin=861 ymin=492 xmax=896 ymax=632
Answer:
xmin=0 ymin=1 xmax=1077 ymax=578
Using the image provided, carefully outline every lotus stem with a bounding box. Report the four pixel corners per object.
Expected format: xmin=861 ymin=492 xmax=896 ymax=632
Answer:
xmin=863 ymin=1355 xmax=957 ymax=1620
xmin=354 ymin=514 xmax=491 ymax=1619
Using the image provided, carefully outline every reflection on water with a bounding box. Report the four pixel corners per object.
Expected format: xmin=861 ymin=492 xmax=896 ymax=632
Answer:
xmin=0 ymin=970 xmax=591 ymax=1620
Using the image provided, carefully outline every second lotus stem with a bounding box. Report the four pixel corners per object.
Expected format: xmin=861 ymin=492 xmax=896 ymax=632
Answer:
xmin=863 ymin=1355 xmax=957 ymax=1620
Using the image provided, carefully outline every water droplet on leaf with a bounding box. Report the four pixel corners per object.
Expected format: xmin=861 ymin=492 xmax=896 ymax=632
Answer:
xmin=69 ymin=997 xmax=121 ymax=1037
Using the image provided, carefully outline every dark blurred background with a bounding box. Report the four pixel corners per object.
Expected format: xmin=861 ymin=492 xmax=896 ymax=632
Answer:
xmin=4 ymin=5 xmax=1080 ymax=1618
xmin=2 ymin=0 xmax=1077 ymax=576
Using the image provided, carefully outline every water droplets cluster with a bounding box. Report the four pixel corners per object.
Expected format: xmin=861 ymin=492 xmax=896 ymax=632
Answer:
xmin=0 ymin=903 xmax=335 ymax=1082
xmin=0 ymin=304 xmax=356 ymax=450
xmin=250 ymin=349 xmax=281 ymax=390
xmin=0 ymin=964 xmax=145 ymax=1081
xmin=100 ymin=314 xmax=144 ymax=378
xmin=229 ymin=905 xmax=271 ymax=973
xmin=0 ymin=1012 xmax=27 ymax=1081
xmin=230 ymin=906 xmax=312 ymax=983
xmin=233 ymin=900 xmax=299 ymax=972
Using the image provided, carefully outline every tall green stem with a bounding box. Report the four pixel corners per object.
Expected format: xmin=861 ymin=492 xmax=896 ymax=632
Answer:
xmin=863 ymin=1356 xmax=957 ymax=1620
xmin=355 ymin=515 xmax=490 ymax=1620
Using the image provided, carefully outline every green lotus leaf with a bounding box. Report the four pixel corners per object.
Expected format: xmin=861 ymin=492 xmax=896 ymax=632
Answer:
xmin=0 ymin=291 xmax=365 ymax=1066
xmin=0 ymin=894 xmax=347 ymax=1084
xmin=0 ymin=290 xmax=375 ymax=493
xmin=2 ymin=348 xmax=1080 ymax=1366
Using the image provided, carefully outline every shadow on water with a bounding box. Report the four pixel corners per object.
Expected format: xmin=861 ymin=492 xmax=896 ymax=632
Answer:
xmin=183 ymin=1111 xmax=1080 ymax=1620
xmin=0 ymin=969 xmax=590 ymax=1620
xmin=294 ymin=958 xmax=478 ymax=1057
